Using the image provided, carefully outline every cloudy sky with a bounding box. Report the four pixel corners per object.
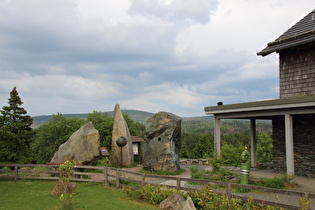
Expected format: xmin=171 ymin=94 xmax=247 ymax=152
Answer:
xmin=0 ymin=0 xmax=313 ymax=117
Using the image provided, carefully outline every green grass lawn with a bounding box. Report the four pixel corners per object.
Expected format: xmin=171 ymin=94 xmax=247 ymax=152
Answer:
xmin=0 ymin=180 xmax=158 ymax=210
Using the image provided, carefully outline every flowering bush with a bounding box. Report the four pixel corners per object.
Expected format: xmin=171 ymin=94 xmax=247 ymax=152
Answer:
xmin=58 ymin=161 xmax=76 ymax=209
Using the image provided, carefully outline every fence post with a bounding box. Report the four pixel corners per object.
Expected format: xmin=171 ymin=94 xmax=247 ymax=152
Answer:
xmin=14 ymin=165 xmax=18 ymax=181
xmin=304 ymin=192 xmax=309 ymax=200
xmin=177 ymin=178 xmax=181 ymax=190
xmin=226 ymin=183 xmax=231 ymax=201
xmin=104 ymin=167 xmax=108 ymax=187
xmin=141 ymin=174 xmax=146 ymax=186
xmin=116 ymin=169 xmax=120 ymax=189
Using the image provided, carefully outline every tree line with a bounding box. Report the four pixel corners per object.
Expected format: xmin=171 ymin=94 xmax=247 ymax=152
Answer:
xmin=0 ymin=87 xmax=144 ymax=164
xmin=0 ymin=87 xmax=273 ymax=166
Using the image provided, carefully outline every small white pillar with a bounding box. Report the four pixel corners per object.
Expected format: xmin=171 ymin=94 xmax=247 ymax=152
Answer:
xmin=285 ymin=114 xmax=294 ymax=179
xmin=250 ymin=119 xmax=257 ymax=168
xmin=214 ymin=116 xmax=221 ymax=158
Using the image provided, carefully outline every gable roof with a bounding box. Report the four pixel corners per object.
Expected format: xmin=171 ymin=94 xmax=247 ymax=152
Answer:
xmin=257 ymin=9 xmax=315 ymax=56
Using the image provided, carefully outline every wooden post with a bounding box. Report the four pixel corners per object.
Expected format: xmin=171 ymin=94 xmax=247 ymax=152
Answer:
xmin=104 ymin=167 xmax=108 ymax=187
xmin=141 ymin=174 xmax=146 ymax=186
xmin=303 ymin=192 xmax=310 ymax=210
xmin=226 ymin=183 xmax=231 ymax=201
xmin=116 ymin=169 xmax=120 ymax=188
xmin=214 ymin=116 xmax=221 ymax=158
xmin=285 ymin=114 xmax=295 ymax=179
xmin=177 ymin=178 xmax=181 ymax=190
xmin=14 ymin=165 xmax=18 ymax=181
xmin=250 ymin=119 xmax=257 ymax=168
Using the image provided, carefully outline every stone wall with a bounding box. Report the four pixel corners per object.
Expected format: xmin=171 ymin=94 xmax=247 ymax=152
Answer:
xmin=272 ymin=115 xmax=315 ymax=177
xmin=279 ymin=42 xmax=315 ymax=99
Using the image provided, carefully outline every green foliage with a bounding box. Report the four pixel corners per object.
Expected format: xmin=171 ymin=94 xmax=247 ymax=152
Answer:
xmin=125 ymin=184 xmax=280 ymax=210
xmin=254 ymin=175 xmax=288 ymax=189
xmin=190 ymin=164 xmax=233 ymax=182
xmin=0 ymin=87 xmax=34 ymax=163
xmin=182 ymin=130 xmax=273 ymax=167
xmin=180 ymin=140 xmax=189 ymax=158
xmin=30 ymin=110 xmax=144 ymax=164
xmin=257 ymin=132 xmax=273 ymax=163
xmin=122 ymin=113 xmax=145 ymax=137
xmin=86 ymin=111 xmax=113 ymax=148
xmin=140 ymin=168 xmax=185 ymax=176
xmin=58 ymin=161 xmax=76 ymax=210
xmin=124 ymin=184 xmax=187 ymax=205
xmin=181 ymin=133 xmax=213 ymax=159
xmin=208 ymin=157 xmax=222 ymax=172
xmin=298 ymin=197 xmax=311 ymax=210
xmin=30 ymin=114 xmax=85 ymax=163
xmin=189 ymin=186 xmax=235 ymax=209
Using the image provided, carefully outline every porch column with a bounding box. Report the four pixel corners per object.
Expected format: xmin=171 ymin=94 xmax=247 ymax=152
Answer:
xmin=285 ymin=114 xmax=294 ymax=179
xmin=214 ymin=115 xmax=221 ymax=158
xmin=250 ymin=119 xmax=257 ymax=168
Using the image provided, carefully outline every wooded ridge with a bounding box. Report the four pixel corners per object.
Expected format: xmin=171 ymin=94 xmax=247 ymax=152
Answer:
xmin=31 ymin=109 xmax=271 ymax=133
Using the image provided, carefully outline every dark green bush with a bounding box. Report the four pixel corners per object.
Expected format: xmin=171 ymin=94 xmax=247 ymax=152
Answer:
xmin=254 ymin=175 xmax=288 ymax=189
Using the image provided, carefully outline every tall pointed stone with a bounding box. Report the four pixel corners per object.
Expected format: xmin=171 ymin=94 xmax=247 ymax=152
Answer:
xmin=111 ymin=104 xmax=134 ymax=166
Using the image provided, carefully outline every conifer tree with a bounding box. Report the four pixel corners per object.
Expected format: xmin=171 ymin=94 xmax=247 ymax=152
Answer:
xmin=0 ymin=87 xmax=33 ymax=163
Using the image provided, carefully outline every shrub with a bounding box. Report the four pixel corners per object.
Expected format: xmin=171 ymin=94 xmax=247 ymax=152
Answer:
xmin=124 ymin=184 xmax=187 ymax=205
xmin=254 ymin=175 xmax=288 ymax=189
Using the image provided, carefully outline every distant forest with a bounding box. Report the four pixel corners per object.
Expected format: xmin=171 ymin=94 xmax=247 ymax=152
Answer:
xmin=32 ymin=110 xmax=272 ymax=134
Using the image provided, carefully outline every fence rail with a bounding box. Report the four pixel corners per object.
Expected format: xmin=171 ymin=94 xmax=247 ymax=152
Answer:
xmin=0 ymin=164 xmax=313 ymax=210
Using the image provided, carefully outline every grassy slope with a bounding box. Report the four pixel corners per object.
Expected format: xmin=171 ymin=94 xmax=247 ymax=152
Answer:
xmin=0 ymin=180 xmax=157 ymax=210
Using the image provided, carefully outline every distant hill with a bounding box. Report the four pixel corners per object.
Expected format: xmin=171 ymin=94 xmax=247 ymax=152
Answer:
xmin=31 ymin=110 xmax=154 ymax=127
xmin=31 ymin=110 xmax=271 ymax=133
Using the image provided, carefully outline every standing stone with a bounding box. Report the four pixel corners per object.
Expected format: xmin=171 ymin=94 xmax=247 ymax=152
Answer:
xmin=111 ymin=104 xmax=134 ymax=166
xmin=50 ymin=122 xmax=100 ymax=165
xmin=143 ymin=112 xmax=182 ymax=172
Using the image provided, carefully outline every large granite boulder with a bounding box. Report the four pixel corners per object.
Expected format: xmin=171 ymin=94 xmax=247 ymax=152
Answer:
xmin=111 ymin=104 xmax=134 ymax=166
xmin=50 ymin=122 xmax=100 ymax=165
xmin=143 ymin=112 xmax=182 ymax=172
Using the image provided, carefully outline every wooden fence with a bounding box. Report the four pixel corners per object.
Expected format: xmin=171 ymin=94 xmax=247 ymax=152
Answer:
xmin=0 ymin=164 xmax=314 ymax=210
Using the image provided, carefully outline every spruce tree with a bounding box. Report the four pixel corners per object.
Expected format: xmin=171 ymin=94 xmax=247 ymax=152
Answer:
xmin=0 ymin=87 xmax=33 ymax=163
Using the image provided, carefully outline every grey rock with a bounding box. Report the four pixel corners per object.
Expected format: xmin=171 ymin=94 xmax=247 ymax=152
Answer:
xmin=111 ymin=104 xmax=134 ymax=166
xmin=50 ymin=122 xmax=100 ymax=165
xmin=159 ymin=194 xmax=196 ymax=210
xmin=143 ymin=112 xmax=182 ymax=172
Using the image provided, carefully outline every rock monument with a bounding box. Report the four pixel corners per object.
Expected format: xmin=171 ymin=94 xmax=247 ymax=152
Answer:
xmin=143 ymin=112 xmax=182 ymax=172
xmin=50 ymin=122 xmax=100 ymax=165
xmin=111 ymin=104 xmax=134 ymax=166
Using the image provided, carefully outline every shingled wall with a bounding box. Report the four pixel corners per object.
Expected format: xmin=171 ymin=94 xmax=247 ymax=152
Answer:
xmin=280 ymin=43 xmax=315 ymax=99
xmin=272 ymin=115 xmax=315 ymax=178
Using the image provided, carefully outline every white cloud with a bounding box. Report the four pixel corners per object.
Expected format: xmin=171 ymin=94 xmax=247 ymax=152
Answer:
xmin=129 ymin=0 xmax=218 ymax=24
xmin=0 ymin=0 xmax=313 ymax=117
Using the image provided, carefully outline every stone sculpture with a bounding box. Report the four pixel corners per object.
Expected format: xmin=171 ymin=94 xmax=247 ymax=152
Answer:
xmin=143 ymin=112 xmax=182 ymax=172
xmin=111 ymin=104 xmax=134 ymax=166
xmin=50 ymin=122 xmax=100 ymax=165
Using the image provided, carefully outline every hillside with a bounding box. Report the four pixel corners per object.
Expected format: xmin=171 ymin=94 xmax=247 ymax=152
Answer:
xmin=31 ymin=110 xmax=153 ymax=127
xmin=31 ymin=110 xmax=271 ymax=133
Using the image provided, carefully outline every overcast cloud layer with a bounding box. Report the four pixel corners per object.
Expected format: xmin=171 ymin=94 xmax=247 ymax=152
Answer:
xmin=0 ymin=0 xmax=313 ymax=117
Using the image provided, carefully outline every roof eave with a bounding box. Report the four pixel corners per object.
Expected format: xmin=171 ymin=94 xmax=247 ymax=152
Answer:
xmin=257 ymin=35 xmax=315 ymax=56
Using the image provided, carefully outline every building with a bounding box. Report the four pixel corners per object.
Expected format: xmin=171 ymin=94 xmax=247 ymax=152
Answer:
xmin=204 ymin=9 xmax=315 ymax=178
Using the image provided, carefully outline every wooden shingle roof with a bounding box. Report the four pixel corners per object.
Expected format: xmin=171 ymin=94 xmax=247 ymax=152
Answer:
xmin=257 ymin=9 xmax=315 ymax=56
